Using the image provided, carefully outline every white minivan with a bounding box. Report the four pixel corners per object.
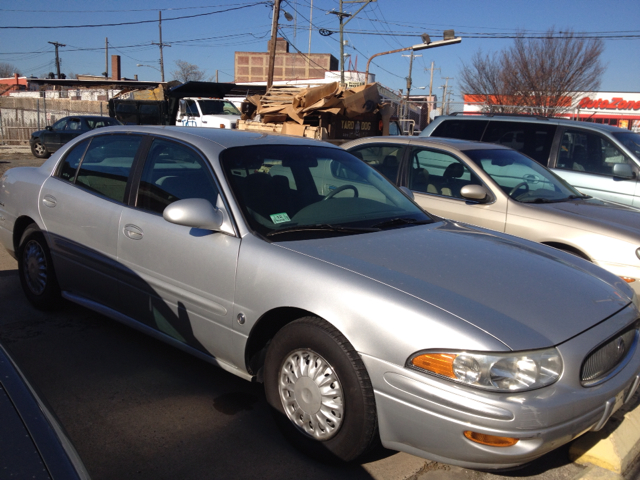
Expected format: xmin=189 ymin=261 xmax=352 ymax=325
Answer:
xmin=421 ymin=114 xmax=640 ymax=207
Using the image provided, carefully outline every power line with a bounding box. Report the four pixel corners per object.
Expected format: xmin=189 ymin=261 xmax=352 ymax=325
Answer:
xmin=0 ymin=2 xmax=268 ymax=29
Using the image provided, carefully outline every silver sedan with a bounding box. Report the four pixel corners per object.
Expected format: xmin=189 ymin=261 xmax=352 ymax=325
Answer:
xmin=1 ymin=126 xmax=639 ymax=469
xmin=343 ymin=136 xmax=640 ymax=297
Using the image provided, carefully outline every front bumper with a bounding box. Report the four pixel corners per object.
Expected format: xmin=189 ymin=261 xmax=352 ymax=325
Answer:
xmin=363 ymin=305 xmax=640 ymax=469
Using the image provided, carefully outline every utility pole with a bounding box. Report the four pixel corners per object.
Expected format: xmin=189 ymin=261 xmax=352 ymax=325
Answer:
xmin=267 ymin=0 xmax=282 ymax=89
xmin=442 ymin=77 xmax=453 ymax=115
xmin=152 ymin=11 xmax=171 ymax=82
xmin=48 ymin=41 xmax=66 ymax=79
xmin=329 ymin=0 xmax=376 ymax=86
xmin=425 ymin=61 xmax=440 ymax=124
xmin=401 ymin=52 xmax=421 ymax=120
xmin=104 ymin=38 xmax=109 ymax=78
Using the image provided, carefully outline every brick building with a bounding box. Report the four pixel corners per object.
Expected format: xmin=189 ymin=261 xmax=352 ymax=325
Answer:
xmin=235 ymin=38 xmax=338 ymax=83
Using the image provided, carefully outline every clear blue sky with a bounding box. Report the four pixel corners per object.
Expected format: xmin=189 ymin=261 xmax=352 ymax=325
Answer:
xmin=1 ymin=0 xmax=638 ymax=107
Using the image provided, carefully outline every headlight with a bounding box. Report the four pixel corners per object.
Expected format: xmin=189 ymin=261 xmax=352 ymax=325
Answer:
xmin=408 ymin=348 xmax=562 ymax=392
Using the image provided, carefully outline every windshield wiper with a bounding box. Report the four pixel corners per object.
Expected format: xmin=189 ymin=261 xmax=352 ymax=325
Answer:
xmin=266 ymin=224 xmax=380 ymax=237
xmin=371 ymin=217 xmax=431 ymax=229
xmin=521 ymin=194 xmax=591 ymax=204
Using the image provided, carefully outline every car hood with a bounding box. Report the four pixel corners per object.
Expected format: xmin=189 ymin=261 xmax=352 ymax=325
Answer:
xmin=517 ymin=197 xmax=640 ymax=237
xmin=278 ymin=220 xmax=632 ymax=350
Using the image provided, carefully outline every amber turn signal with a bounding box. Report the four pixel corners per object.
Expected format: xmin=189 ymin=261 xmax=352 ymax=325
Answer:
xmin=463 ymin=431 xmax=519 ymax=447
xmin=411 ymin=353 xmax=456 ymax=378
xmin=620 ymin=276 xmax=636 ymax=283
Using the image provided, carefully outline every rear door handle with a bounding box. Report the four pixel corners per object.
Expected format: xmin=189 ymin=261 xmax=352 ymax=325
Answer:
xmin=123 ymin=224 xmax=143 ymax=240
xmin=42 ymin=195 xmax=57 ymax=208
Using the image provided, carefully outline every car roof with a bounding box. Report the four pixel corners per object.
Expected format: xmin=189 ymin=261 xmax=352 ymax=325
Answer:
xmin=432 ymin=113 xmax=628 ymax=134
xmin=343 ymin=135 xmax=511 ymax=152
xmin=88 ymin=125 xmax=339 ymax=150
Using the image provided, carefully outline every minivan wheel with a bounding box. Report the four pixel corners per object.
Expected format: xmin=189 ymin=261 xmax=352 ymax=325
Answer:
xmin=18 ymin=225 xmax=62 ymax=310
xmin=264 ymin=316 xmax=378 ymax=462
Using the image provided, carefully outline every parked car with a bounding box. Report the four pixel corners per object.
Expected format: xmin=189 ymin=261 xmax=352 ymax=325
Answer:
xmin=29 ymin=115 xmax=122 ymax=158
xmin=1 ymin=126 xmax=640 ymax=469
xmin=420 ymin=114 xmax=640 ymax=207
xmin=0 ymin=341 xmax=91 ymax=479
xmin=343 ymin=136 xmax=640 ymax=296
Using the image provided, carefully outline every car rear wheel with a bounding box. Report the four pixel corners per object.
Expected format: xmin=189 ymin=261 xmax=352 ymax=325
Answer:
xmin=30 ymin=140 xmax=50 ymax=158
xmin=264 ymin=316 xmax=378 ymax=462
xmin=18 ymin=225 xmax=62 ymax=310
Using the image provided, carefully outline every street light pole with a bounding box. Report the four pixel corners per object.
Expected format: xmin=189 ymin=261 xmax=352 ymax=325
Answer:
xmin=364 ymin=35 xmax=461 ymax=86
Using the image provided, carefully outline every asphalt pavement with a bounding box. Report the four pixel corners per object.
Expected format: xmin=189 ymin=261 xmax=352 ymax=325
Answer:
xmin=0 ymin=146 xmax=637 ymax=480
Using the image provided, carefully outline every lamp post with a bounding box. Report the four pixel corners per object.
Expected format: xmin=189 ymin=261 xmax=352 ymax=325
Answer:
xmin=364 ymin=32 xmax=461 ymax=85
xmin=136 ymin=64 xmax=162 ymax=80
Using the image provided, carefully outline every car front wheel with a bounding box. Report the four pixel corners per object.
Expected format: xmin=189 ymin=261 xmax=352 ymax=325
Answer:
xmin=30 ymin=140 xmax=50 ymax=158
xmin=264 ymin=316 xmax=378 ymax=462
xmin=18 ymin=225 xmax=62 ymax=310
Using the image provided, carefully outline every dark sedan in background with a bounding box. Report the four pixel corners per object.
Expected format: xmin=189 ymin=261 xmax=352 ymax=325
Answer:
xmin=30 ymin=115 xmax=121 ymax=158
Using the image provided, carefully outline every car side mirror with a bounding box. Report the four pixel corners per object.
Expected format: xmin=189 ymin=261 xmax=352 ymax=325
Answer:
xmin=460 ymin=184 xmax=490 ymax=203
xmin=612 ymin=163 xmax=635 ymax=179
xmin=399 ymin=186 xmax=414 ymax=199
xmin=45 ymin=126 xmax=53 ymax=131
xmin=163 ymin=196 xmax=234 ymax=234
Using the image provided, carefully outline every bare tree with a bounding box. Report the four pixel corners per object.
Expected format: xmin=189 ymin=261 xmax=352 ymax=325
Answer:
xmin=170 ymin=60 xmax=211 ymax=83
xmin=460 ymin=29 xmax=605 ymax=116
xmin=0 ymin=62 xmax=22 ymax=78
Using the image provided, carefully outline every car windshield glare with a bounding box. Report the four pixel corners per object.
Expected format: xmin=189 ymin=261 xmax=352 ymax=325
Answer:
xmin=464 ymin=148 xmax=582 ymax=203
xmin=221 ymin=145 xmax=432 ymax=238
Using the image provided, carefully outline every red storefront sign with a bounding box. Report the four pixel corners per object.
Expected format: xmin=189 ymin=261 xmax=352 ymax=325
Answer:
xmin=579 ymin=97 xmax=640 ymax=111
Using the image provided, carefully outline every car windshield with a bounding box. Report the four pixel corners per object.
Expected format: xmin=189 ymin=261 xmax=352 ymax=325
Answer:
xmin=464 ymin=148 xmax=584 ymax=203
xmin=199 ymin=100 xmax=241 ymax=116
xmin=612 ymin=131 xmax=640 ymax=160
xmin=221 ymin=145 xmax=433 ymax=239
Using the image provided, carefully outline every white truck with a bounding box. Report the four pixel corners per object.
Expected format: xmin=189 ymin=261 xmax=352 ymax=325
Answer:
xmin=176 ymin=98 xmax=242 ymax=129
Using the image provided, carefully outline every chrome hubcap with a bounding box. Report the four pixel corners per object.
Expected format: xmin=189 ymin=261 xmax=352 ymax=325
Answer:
xmin=23 ymin=240 xmax=47 ymax=295
xmin=34 ymin=143 xmax=45 ymax=155
xmin=278 ymin=349 xmax=344 ymax=440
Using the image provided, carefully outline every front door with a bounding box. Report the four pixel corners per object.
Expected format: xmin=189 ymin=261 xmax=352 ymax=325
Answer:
xmin=117 ymin=137 xmax=240 ymax=363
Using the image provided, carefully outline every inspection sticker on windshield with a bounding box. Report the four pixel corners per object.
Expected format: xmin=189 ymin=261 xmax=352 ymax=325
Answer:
xmin=270 ymin=213 xmax=291 ymax=224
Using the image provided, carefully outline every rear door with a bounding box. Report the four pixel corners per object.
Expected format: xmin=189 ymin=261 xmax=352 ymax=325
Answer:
xmin=39 ymin=134 xmax=144 ymax=310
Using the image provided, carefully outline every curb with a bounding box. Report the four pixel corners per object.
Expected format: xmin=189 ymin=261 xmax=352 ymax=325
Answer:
xmin=570 ymin=390 xmax=640 ymax=476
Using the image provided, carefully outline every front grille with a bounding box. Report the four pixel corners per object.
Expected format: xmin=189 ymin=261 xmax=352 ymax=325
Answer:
xmin=581 ymin=324 xmax=639 ymax=386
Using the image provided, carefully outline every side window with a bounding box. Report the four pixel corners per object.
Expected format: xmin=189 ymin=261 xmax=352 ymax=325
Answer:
xmin=75 ymin=135 xmax=142 ymax=203
xmin=347 ymin=145 xmax=403 ymax=183
xmin=67 ymin=118 xmax=82 ymax=130
xmin=409 ymin=147 xmax=480 ymax=198
xmin=186 ymin=100 xmax=200 ymax=116
xmin=482 ymin=121 xmax=556 ymax=165
xmin=136 ymin=138 xmax=219 ymax=215
xmin=557 ymin=130 xmax=633 ymax=176
xmin=431 ymin=119 xmax=488 ymax=141
xmin=51 ymin=118 xmax=68 ymax=131
xmin=57 ymin=139 xmax=90 ymax=182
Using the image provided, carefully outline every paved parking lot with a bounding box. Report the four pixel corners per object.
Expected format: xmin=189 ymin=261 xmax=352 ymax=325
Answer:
xmin=0 ymin=146 xmax=636 ymax=480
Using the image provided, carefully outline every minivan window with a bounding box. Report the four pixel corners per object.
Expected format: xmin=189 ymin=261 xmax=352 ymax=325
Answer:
xmin=557 ymin=130 xmax=634 ymax=176
xmin=431 ymin=119 xmax=488 ymax=141
xmin=481 ymin=121 xmax=556 ymax=166
xmin=612 ymin=131 xmax=640 ymax=160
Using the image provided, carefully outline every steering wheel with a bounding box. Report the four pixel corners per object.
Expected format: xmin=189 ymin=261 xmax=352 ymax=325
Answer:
xmin=509 ymin=181 xmax=529 ymax=198
xmin=323 ymin=184 xmax=359 ymax=200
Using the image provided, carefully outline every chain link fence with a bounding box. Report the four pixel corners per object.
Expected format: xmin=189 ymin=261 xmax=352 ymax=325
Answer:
xmin=0 ymin=97 xmax=108 ymax=145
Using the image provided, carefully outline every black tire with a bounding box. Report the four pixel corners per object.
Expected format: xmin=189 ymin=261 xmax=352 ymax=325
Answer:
xmin=18 ymin=225 xmax=62 ymax=310
xmin=264 ymin=316 xmax=378 ymax=463
xmin=31 ymin=140 xmax=50 ymax=159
